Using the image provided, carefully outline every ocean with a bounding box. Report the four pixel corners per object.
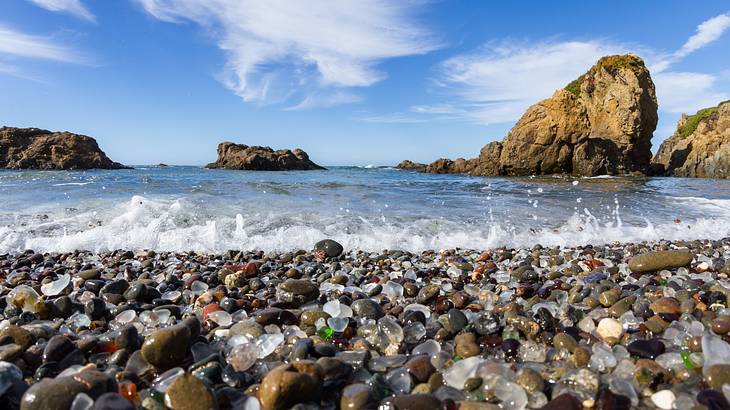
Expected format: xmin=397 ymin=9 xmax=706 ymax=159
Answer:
xmin=1 ymin=165 xmax=730 ymax=253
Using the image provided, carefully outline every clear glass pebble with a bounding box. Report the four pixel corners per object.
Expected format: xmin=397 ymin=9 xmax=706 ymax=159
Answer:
xmin=701 ymin=334 xmax=730 ymax=375
xmin=382 ymin=281 xmax=404 ymax=300
xmin=70 ymin=392 xmax=94 ymax=410
xmin=323 ymin=300 xmax=342 ymax=317
xmin=386 ymin=368 xmax=411 ymax=394
xmin=412 ymin=340 xmax=441 ymax=357
xmin=41 ymin=274 xmax=70 ymax=296
xmin=161 ymin=290 xmax=182 ymax=302
xmin=494 ymin=380 xmax=528 ymax=410
xmin=403 ymin=303 xmax=431 ymax=319
xmin=208 ymin=310 xmax=232 ymax=327
xmin=255 ymin=333 xmax=285 ymax=359
xmin=327 ymin=317 xmax=348 ymax=332
xmin=190 ymin=280 xmax=208 ymax=295
xmin=443 ymin=356 xmax=484 ymax=388
xmin=153 ymin=367 xmax=184 ymax=392
xmin=115 ymin=309 xmax=137 ymax=324
xmin=228 ymin=343 xmax=258 ymax=372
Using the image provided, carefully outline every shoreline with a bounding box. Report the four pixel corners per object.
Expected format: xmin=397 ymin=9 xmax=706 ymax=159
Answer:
xmin=1 ymin=237 xmax=730 ymax=409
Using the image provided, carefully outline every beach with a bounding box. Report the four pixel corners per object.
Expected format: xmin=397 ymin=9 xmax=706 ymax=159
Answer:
xmin=1 ymin=237 xmax=729 ymax=409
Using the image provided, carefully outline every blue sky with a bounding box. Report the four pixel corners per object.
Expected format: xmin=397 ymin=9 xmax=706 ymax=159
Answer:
xmin=1 ymin=1 xmax=729 ymax=166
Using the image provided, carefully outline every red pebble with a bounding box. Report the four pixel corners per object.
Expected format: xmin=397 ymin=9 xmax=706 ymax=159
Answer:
xmin=202 ymin=303 xmax=222 ymax=321
xmin=97 ymin=341 xmax=117 ymax=354
xmin=243 ymin=262 xmax=258 ymax=276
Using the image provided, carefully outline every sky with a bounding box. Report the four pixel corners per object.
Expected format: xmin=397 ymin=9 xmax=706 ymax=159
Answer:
xmin=1 ymin=1 xmax=729 ymax=166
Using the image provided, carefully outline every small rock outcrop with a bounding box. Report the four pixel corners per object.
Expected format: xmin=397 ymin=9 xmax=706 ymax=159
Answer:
xmin=399 ymin=54 xmax=658 ymax=177
xmin=653 ymin=101 xmax=730 ymax=178
xmin=396 ymin=160 xmax=427 ymax=172
xmin=0 ymin=127 xmax=129 ymax=170
xmin=206 ymin=142 xmax=325 ymax=171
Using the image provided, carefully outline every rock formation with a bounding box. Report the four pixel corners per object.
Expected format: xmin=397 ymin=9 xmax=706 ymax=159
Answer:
xmin=653 ymin=101 xmax=730 ymax=178
xmin=396 ymin=160 xmax=427 ymax=172
xmin=206 ymin=142 xmax=325 ymax=171
xmin=0 ymin=127 xmax=129 ymax=170
xmin=399 ymin=54 xmax=658 ymax=177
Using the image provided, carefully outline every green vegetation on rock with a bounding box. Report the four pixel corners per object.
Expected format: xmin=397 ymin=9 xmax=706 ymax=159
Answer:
xmin=678 ymin=100 xmax=730 ymax=138
xmin=564 ymin=75 xmax=584 ymax=97
xmin=564 ymin=55 xmax=643 ymax=97
xmin=593 ymin=54 xmax=644 ymax=72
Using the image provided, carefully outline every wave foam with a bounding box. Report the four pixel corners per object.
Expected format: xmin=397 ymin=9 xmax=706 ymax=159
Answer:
xmin=1 ymin=194 xmax=729 ymax=254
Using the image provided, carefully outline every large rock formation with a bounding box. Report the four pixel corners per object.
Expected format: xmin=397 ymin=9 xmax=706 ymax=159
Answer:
xmin=0 ymin=127 xmax=129 ymax=170
xmin=653 ymin=101 xmax=730 ymax=178
xmin=206 ymin=142 xmax=325 ymax=171
xmin=399 ymin=54 xmax=658 ymax=177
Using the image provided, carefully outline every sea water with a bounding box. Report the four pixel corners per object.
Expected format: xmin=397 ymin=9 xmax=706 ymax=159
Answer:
xmin=1 ymin=165 xmax=730 ymax=253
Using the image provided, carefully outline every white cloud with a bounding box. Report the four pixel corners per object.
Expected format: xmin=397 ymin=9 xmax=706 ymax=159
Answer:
xmin=654 ymin=72 xmax=728 ymax=114
xmin=0 ymin=25 xmax=84 ymax=63
xmin=675 ymin=13 xmax=730 ymax=58
xmin=135 ymin=0 xmax=440 ymax=108
xmin=27 ymin=0 xmax=96 ymax=22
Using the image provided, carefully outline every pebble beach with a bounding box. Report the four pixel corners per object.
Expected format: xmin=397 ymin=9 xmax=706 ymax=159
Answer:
xmin=1 ymin=238 xmax=730 ymax=410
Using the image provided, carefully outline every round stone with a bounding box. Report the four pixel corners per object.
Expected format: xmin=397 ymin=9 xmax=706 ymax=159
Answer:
xmin=141 ymin=324 xmax=191 ymax=370
xmin=350 ymin=299 xmax=384 ymax=320
xmin=258 ymin=361 xmax=323 ymax=410
xmin=705 ymin=364 xmax=730 ymax=390
xmin=314 ymin=239 xmax=344 ymax=258
xmin=164 ymin=373 xmax=217 ymax=410
xmin=596 ymin=318 xmax=623 ymax=341
xmin=553 ymin=332 xmax=578 ymax=353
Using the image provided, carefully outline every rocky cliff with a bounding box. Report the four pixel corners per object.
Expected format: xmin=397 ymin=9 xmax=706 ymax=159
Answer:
xmin=399 ymin=54 xmax=658 ymax=177
xmin=0 ymin=127 xmax=129 ymax=170
xmin=206 ymin=142 xmax=325 ymax=171
xmin=653 ymin=101 xmax=730 ymax=178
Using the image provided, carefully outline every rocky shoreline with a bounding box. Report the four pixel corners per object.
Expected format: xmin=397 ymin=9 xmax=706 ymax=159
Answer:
xmin=1 ymin=238 xmax=729 ymax=409
xmin=0 ymin=127 xmax=130 ymax=170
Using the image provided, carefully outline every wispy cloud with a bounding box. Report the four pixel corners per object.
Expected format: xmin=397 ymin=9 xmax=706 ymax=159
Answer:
xmin=353 ymin=112 xmax=430 ymax=124
xmin=135 ymin=0 xmax=441 ymax=108
xmin=675 ymin=13 xmax=730 ymax=59
xmin=0 ymin=25 xmax=85 ymax=63
xmin=412 ymin=12 xmax=730 ymax=124
xmin=27 ymin=0 xmax=96 ymax=22
xmin=285 ymin=91 xmax=362 ymax=111
xmin=0 ymin=24 xmax=87 ymax=80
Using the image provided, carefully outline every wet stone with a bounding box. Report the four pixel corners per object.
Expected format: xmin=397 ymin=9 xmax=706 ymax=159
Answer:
xmin=627 ymin=339 xmax=665 ymax=359
xmin=442 ymin=309 xmax=468 ymax=333
xmin=164 ymin=373 xmax=217 ymax=410
xmin=276 ymin=279 xmax=319 ymax=307
xmin=628 ymin=250 xmax=693 ymax=273
xmin=314 ymin=239 xmax=344 ymax=258
xmin=141 ymin=324 xmax=191 ymax=370
xmin=258 ymin=361 xmax=322 ymax=410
